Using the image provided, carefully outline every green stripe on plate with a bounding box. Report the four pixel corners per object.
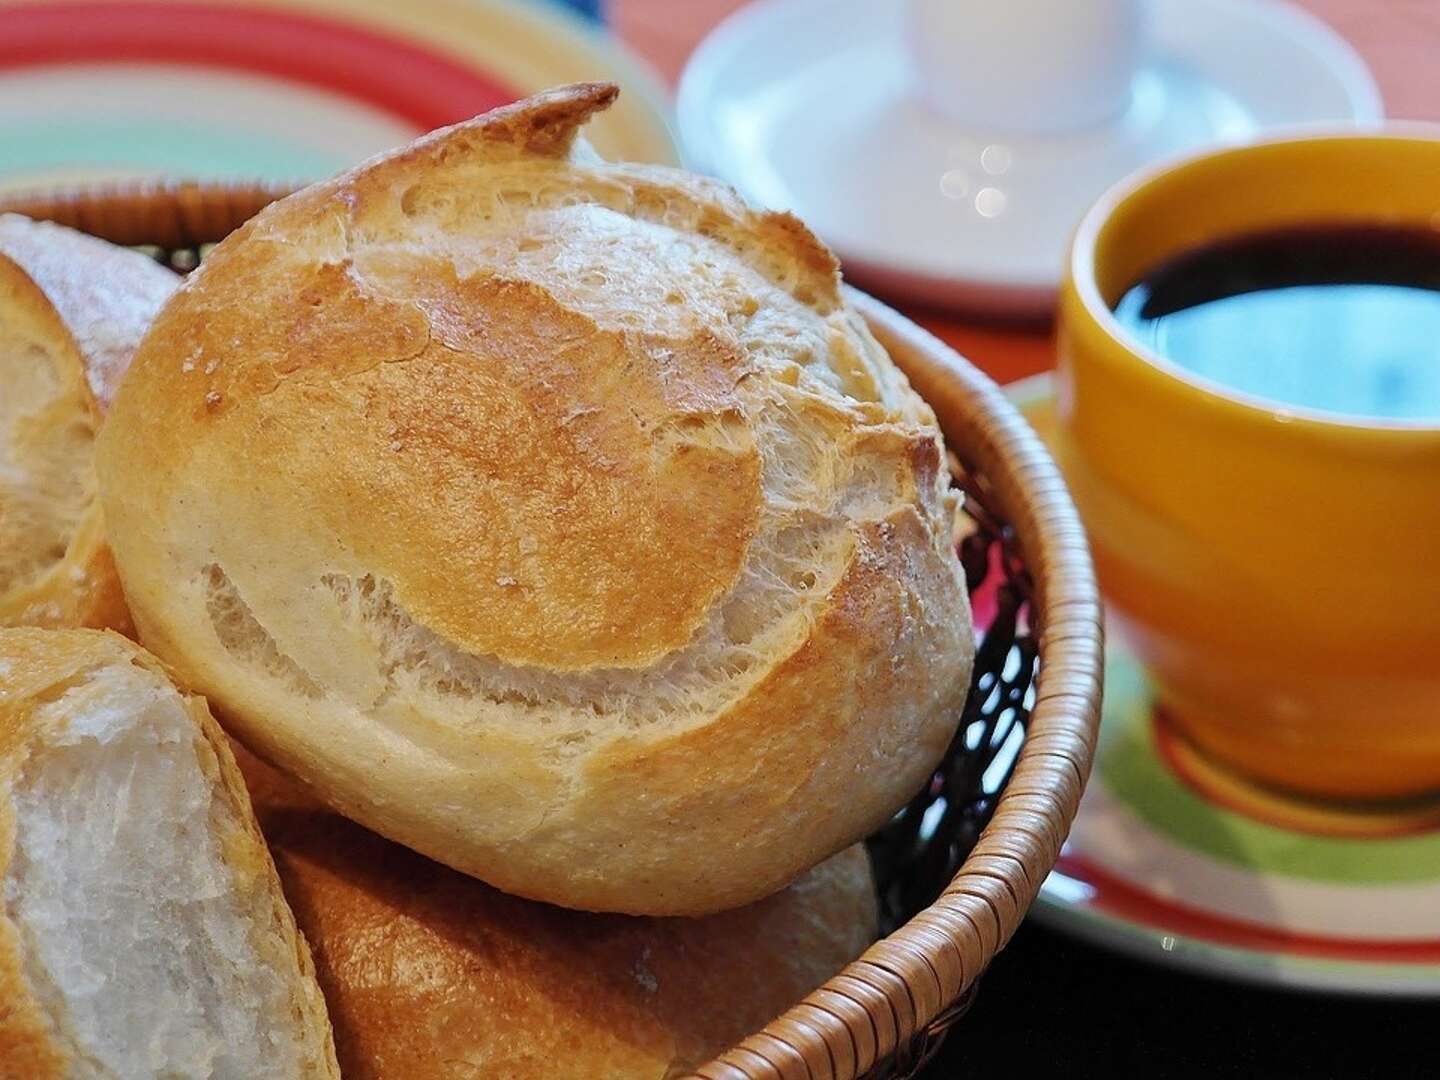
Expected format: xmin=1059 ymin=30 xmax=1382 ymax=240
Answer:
xmin=1100 ymin=652 xmax=1440 ymax=886
xmin=0 ymin=120 xmax=352 ymax=182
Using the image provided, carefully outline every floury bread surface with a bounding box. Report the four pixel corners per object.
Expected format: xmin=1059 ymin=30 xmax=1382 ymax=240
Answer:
xmin=97 ymin=83 xmax=975 ymax=914
xmin=0 ymin=215 xmax=177 ymax=631
xmin=0 ymin=629 xmax=339 ymax=1079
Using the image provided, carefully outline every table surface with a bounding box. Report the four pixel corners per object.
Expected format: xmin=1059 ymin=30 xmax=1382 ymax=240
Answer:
xmin=609 ymin=2 xmax=1440 ymax=1074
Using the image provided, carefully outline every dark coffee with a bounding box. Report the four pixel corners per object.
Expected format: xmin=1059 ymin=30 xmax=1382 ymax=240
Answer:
xmin=1112 ymin=223 xmax=1440 ymax=421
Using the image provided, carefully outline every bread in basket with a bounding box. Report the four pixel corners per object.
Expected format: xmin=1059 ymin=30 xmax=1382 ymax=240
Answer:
xmin=0 ymin=87 xmax=1102 ymax=1080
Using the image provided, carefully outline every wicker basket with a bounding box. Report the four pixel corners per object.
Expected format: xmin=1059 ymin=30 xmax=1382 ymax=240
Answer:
xmin=0 ymin=182 xmax=1104 ymax=1080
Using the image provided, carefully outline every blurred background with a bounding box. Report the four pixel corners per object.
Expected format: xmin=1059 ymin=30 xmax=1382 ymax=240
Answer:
xmin=5 ymin=1 xmax=1435 ymax=1074
xmin=0 ymin=0 xmax=1428 ymax=361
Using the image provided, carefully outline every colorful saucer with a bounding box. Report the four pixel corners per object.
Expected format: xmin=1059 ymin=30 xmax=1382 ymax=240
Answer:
xmin=1015 ymin=374 xmax=1440 ymax=997
xmin=0 ymin=0 xmax=679 ymax=192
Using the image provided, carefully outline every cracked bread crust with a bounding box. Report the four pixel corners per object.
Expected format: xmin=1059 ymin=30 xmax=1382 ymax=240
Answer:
xmin=0 ymin=628 xmax=339 ymax=1079
xmin=96 ymin=83 xmax=974 ymax=915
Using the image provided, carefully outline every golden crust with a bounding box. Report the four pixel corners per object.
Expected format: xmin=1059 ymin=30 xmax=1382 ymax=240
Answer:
xmin=0 ymin=506 xmax=135 ymax=634
xmin=236 ymin=744 xmax=877 ymax=1080
xmin=143 ymin=259 xmax=761 ymax=668
xmin=569 ymin=505 xmax=967 ymax=911
xmin=98 ymin=84 xmax=974 ymax=914
xmin=0 ymin=629 xmax=340 ymax=1079
xmin=0 ymin=217 xmax=177 ymax=634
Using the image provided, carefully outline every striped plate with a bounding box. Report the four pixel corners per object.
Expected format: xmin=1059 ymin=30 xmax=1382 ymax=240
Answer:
xmin=0 ymin=0 xmax=679 ymax=191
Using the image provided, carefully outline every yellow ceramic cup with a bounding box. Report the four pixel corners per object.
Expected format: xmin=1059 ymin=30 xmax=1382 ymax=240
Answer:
xmin=1057 ymin=129 xmax=1440 ymax=801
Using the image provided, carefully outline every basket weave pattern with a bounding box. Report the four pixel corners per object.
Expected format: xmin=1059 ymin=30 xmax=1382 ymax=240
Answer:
xmin=0 ymin=182 xmax=1104 ymax=1080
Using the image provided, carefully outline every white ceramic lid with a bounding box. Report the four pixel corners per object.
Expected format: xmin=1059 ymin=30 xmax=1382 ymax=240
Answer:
xmin=678 ymin=0 xmax=1382 ymax=317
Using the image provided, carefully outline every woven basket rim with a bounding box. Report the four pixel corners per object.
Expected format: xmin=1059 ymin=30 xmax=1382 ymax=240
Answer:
xmin=0 ymin=180 xmax=1104 ymax=1080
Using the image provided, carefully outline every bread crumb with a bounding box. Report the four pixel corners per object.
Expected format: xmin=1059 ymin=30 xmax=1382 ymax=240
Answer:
xmin=204 ymin=391 xmax=223 ymax=409
xmin=495 ymin=575 xmax=518 ymax=588
xmin=389 ymin=440 xmax=404 ymax=452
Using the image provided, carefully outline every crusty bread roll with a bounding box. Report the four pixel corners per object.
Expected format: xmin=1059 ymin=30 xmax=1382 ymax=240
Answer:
xmin=0 ymin=216 xmax=177 ymax=631
xmin=0 ymin=629 xmax=339 ymax=1079
xmin=97 ymin=83 xmax=974 ymax=914
xmin=238 ymin=744 xmax=877 ymax=1080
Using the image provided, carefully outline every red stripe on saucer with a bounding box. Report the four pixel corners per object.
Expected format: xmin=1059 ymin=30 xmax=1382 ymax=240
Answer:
xmin=1056 ymin=853 xmax=1440 ymax=963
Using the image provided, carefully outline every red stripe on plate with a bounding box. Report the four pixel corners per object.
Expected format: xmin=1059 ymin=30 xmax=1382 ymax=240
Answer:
xmin=1055 ymin=853 xmax=1440 ymax=963
xmin=0 ymin=1 xmax=516 ymax=128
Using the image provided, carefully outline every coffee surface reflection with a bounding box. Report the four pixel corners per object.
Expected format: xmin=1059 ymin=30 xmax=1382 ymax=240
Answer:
xmin=1113 ymin=223 xmax=1440 ymax=422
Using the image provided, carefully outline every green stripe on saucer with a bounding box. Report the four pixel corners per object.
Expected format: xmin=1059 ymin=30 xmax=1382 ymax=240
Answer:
xmin=1100 ymin=652 xmax=1440 ymax=885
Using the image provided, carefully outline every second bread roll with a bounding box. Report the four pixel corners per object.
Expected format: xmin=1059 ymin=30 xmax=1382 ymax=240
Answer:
xmin=0 ymin=215 xmax=177 ymax=631
xmin=239 ymin=746 xmax=876 ymax=1079
xmin=97 ymin=83 xmax=974 ymax=914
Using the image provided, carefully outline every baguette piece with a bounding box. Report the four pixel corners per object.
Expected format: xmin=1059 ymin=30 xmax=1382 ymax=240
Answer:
xmin=0 ymin=216 xmax=177 ymax=630
xmin=97 ymin=83 xmax=974 ymax=914
xmin=0 ymin=628 xmax=339 ymax=1079
xmin=239 ymin=745 xmax=877 ymax=1079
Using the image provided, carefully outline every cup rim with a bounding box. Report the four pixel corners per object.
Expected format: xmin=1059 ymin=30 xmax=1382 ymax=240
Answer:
xmin=1069 ymin=122 xmax=1440 ymax=435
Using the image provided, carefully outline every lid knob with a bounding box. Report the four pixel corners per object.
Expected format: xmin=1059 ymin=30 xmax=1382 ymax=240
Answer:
xmin=910 ymin=0 xmax=1146 ymax=133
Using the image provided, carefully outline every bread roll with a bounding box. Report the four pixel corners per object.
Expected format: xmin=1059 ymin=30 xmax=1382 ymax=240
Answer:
xmin=97 ymin=83 xmax=974 ymax=914
xmin=0 ymin=216 xmax=177 ymax=631
xmin=0 ymin=628 xmax=339 ymax=1079
xmin=238 ymin=745 xmax=877 ymax=1080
